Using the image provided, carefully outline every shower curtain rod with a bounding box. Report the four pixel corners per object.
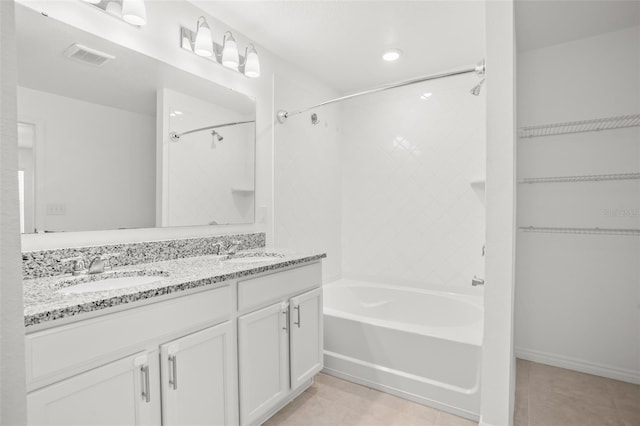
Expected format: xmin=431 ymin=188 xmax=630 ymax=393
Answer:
xmin=169 ymin=120 xmax=255 ymax=142
xmin=277 ymin=59 xmax=485 ymax=124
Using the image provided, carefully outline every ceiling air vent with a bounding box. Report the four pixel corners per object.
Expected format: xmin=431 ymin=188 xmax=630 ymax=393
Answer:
xmin=63 ymin=43 xmax=115 ymax=67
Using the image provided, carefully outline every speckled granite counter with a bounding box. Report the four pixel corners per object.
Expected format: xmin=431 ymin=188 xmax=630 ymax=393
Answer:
xmin=24 ymin=250 xmax=326 ymax=328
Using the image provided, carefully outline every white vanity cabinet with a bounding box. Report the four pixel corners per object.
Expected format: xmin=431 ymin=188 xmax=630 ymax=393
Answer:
xmin=237 ymin=263 xmax=323 ymax=426
xmin=25 ymin=259 xmax=324 ymax=426
xmin=27 ymin=350 xmax=161 ymax=426
xmin=25 ymin=285 xmax=236 ymax=426
xmin=160 ymin=322 xmax=236 ymax=426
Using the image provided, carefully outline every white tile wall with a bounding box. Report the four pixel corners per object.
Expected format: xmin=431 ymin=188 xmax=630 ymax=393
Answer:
xmin=162 ymin=89 xmax=255 ymax=227
xmin=341 ymin=75 xmax=486 ymax=289
xmin=274 ymin=75 xmax=343 ymax=282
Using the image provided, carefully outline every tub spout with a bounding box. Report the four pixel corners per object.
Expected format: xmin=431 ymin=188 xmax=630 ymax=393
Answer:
xmin=472 ymin=276 xmax=484 ymax=287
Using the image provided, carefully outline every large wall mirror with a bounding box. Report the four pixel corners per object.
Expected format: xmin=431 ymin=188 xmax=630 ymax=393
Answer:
xmin=16 ymin=4 xmax=256 ymax=234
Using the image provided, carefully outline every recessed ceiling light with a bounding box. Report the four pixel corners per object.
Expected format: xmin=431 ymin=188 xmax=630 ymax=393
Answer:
xmin=420 ymin=92 xmax=433 ymax=100
xmin=382 ymin=48 xmax=402 ymax=62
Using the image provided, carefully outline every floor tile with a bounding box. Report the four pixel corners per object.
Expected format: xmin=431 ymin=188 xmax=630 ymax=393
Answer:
xmin=266 ymin=373 xmax=474 ymax=426
xmin=528 ymin=362 xmax=618 ymax=410
xmin=529 ymin=390 xmax=624 ymax=426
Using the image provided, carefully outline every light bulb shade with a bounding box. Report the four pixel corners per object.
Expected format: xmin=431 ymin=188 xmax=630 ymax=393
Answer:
xmin=221 ymin=32 xmax=239 ymax=70
xmin=244 ymin=45 xmax=260 ymax=78
xmin=194 ymin=17 xmax=213 ymax=57
xmin=82 ymin=0 xmax=101 ymax=4
xmin=122 ymin=0 xmax=146 ymax=26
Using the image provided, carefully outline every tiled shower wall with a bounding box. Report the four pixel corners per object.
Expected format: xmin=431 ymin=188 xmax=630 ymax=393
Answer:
xmin=341 ymin=75 xmax=486 ymax=289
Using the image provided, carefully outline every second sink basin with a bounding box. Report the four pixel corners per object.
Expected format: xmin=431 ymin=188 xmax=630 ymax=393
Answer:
xmin=57 ymin=275 xmax=166 ymax=295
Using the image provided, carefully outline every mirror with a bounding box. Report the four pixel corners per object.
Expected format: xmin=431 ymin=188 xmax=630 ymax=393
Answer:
xmin=15 ymin=4 xmax=256 ymax=234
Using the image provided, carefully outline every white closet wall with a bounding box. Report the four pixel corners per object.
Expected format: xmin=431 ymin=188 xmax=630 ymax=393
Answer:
xmin=515 ymin=26 xmax=640 ymax=383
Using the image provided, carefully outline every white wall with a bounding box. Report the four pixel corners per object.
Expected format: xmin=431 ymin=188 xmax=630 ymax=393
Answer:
xmin=480 ymin=1 xmax=517 ymax=425
xmin=160 ymin=89 xmax=254 ymax=227
xmin=18 ymin=86 xmax=156 ymax=232
xmin=0 ymin=0 xmax=28 ymax=423
xmin=273 ymin=76 xmax=342 ymax=282
xmin=340 ymin=75 xmax=486 ymax=290
xmin=515 ymin=26 xmax=640 ymax=384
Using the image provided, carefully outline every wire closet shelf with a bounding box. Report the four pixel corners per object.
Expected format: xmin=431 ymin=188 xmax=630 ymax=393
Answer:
xmin=519 ymin=172 xmax=640 ymax=184
xmin=518 ymin=113 xmax=640 ymax=139
xmin=519 ymin=227 xmax=640 ymax=237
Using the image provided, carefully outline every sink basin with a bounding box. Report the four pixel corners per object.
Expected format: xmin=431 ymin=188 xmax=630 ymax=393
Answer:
xmin=223 ymin=256 xmax=278 ymax=264
xmin=57 ymin=275 xmax=166 ymax=295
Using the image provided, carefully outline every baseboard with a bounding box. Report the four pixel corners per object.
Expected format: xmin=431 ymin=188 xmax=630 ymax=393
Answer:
xmin=516 ymin=347 xmax=640 ymax=384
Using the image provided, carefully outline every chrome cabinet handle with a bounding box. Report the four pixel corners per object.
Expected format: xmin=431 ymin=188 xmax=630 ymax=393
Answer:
xmin=140 ymin=365 xmax=150 ymax=403
xmin=294 ymin=305 xmax=301 ymax=328
xmin=282 ymin=305 xmax=289 ymax=333
xmin=169 ymin=355 xmax=178 ymax=390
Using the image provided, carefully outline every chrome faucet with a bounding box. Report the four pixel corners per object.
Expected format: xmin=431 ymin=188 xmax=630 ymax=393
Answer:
xmin=211 ymin=242 xmax=224 ymax=255
xmin=225 ymin=240 xmax=242 ymax=256
xmin=62 ymin=256 xmax=87 ymax=276
xmin=88 ymin=253 xmax=120 ymax=274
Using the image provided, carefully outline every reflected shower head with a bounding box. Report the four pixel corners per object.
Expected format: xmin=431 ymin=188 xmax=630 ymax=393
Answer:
xmin=470 ymin=78 xmax=485 ymax=96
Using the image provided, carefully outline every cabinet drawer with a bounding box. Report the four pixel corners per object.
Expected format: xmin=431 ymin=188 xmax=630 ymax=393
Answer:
xmin=237 ymin=262 xmax=321 ymax=312
xmin=26 ymin=285 xmax=231 ymax=390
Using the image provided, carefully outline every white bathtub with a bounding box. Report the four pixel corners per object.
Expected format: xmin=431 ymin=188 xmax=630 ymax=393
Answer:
xmin=323 ymin=280 xmax=483 ymax=420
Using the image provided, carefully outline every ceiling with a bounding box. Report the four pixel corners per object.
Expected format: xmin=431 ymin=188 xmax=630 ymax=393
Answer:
xmin=516 ymin=0 xmax=640 ymax=52
xmin=15 ymin=3 xmax=254 ymax=116
xmin=192 ymin=1 xmax=486 ymax=94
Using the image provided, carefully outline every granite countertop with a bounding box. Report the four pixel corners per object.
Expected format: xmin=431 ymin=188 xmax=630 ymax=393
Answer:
xmin=23 ymin=249 xmax=326 ymax=328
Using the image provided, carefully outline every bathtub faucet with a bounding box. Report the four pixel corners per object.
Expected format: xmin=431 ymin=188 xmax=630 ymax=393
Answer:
xmin=472 ymin=276 xmax=484 ymax=287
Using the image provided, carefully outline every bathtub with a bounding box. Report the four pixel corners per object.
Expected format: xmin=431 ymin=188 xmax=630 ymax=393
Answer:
xmin=322 ymin=280 xmax=483 ymax=421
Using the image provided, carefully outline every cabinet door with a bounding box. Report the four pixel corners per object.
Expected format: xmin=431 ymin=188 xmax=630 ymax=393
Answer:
xmin=238 ymin=301 xmax=290 ymax=426
xmin=290 ymin=287 xmax=324 ymax=390
xmin=160 ymin=322 xmax=236 ymax=426
xmin=27 ymin=351 xmax=159 ymax=426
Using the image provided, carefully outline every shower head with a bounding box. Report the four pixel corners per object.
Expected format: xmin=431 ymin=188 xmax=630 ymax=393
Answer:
xmin=211 ymin=130 xmax=223 ymax=142
xmin=470 ymin=78 xmax=485 ymax=96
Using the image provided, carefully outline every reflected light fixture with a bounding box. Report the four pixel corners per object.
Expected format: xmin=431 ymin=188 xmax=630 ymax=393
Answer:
xmin=221 ymin=31 xmax=239 ymax=70
xmin=180 ymin=20 xmax=261 ymax=78
xmin=382 ymin=48 xmax=402 ymax=62
xmin=105 ymin=1 xmax=122 ymax=17
xmin=194 ymin=16 xmax=213 ymax=57
xmin=243 ymin=44 xmax=260 ymax=78
xmin=122 ymin=0 xmax=147 ymax=26
xmin=82 ymin=0 xmax=101 ymax=4
xmin=420 ymin=92 xmax=433 ymax=100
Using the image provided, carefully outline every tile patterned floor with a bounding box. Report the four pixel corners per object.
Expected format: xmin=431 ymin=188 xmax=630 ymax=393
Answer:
xmin=264 ymin=373 xmax=476 ymax=426
xmin=515 ymin=359 xmax=640 ymax=426
xmin=265 ymin=361 xmax=640 ymax=426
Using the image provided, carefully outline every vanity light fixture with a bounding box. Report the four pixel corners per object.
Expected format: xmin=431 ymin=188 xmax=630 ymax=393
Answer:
xmin=243 ymin=44 xmax=261 ymax=78
xmin=194 ymin=16 xmax=214 ymax=57
xmin=82 ymin=0 xmax=101 ymax=4
xmin=122 ymin=0 xmax=147 ymax=26
xmin=221 ymin=32 xmax=239 ymax=70
xmin=180 ymin=21 xmax=261 ymax=78
xmin=420 ymin=92 xmax=433 ymax=100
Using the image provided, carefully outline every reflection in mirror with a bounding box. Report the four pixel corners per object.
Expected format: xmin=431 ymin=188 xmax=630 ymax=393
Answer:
xmin=16 ymin=4 xmax=256 ymax=234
